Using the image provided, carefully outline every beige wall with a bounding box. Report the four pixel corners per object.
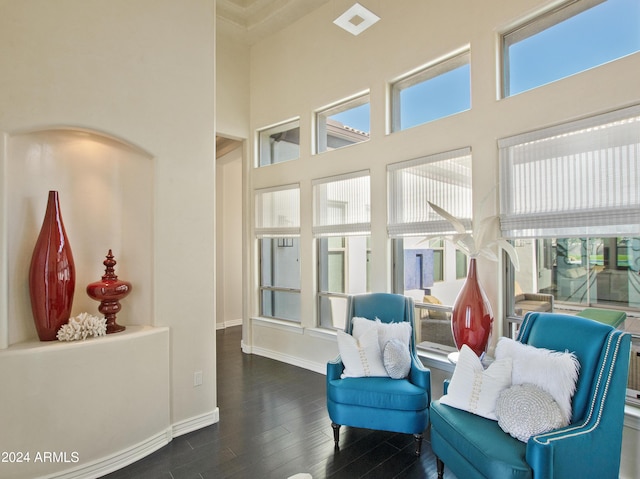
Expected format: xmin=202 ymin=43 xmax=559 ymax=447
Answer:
xmin=0 ymin=0 xmax=217 ymax=476
xmin=216 ymin=32 xmax=250 ymax=140
xmin=216 ymin=30 xmax=250 ymax=341
xmin=244 ymin=0 xmax=640 ymax=477
xmin=216 ymin=148 xmax=244 ymax=328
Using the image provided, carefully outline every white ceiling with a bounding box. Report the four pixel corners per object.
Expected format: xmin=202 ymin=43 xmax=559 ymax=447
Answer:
xmin=217 ymin=0 xmax=331 ymax=44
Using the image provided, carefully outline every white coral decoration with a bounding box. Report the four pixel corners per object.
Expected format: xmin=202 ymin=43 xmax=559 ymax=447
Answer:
xmin=56 ymin=312 xmax=107 ymax=341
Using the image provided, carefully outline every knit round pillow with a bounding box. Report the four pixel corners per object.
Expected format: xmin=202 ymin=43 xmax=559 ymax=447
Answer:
xmin=495 ymin=383 xmax=567 ymax=442
xmin=383 ymin=338 xmax=411 ymax=379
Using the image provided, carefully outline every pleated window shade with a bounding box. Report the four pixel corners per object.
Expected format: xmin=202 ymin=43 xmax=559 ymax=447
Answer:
xmin=312 ymin=170 xmax=370 ymax=236
xmin=254 ymin=184 xmax=300 ymax=237
xmin=499 ymin=104 xmax=640 ymax=238
xmin=387 ymin=148 xmax=472 ymax=237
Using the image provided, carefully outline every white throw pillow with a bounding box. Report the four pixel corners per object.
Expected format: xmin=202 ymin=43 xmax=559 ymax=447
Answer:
xmin=496 ymin=383 xmax=567 ymax=442
xmin=351 ymin=316 xmax=377 ymax=338
xmin=337 ymin=329 xmax=389 ymax=378
xmin=495 ymin=337 xmax=580 ymax=423
xmin=352 ymin=316 xmax=412 ymax=353
xmin=376 ymin=319 xmax=412 ymax=350
xmin=440 ymin=344 xmax=513 ymax=420
xmin=383 ymin=338 xmax=411 ymax=379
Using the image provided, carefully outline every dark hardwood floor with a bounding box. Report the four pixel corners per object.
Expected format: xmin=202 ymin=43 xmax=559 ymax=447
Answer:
xmin=102 ymin=326 xmax=452 ymax=479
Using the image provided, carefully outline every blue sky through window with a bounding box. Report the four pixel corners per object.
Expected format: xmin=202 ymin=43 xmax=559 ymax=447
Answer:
xmin=400 ymin=64 xmax=471 ymax=130
xmin=329 ymin=0 xmax=638 ymax=133
xmin=330 ymin=103 xmax=370 ymax=134
xmin=508 ymin=0 xmax=640 ymax=95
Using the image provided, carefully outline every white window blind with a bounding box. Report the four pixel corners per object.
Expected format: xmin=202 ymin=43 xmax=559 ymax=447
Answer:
xmin=499 ymin=104 xmax=640 ymax=238
xmin=312 ymin=170 xmax=370 ymax=236
xmin=387 ymin=148 xmax=472 ymax=237
xmin=255 ymin=184 xmax=300 ymax=237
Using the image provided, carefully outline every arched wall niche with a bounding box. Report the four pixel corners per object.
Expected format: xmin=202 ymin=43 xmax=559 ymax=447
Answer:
xmin=3 ymin=126 xmax=154 ymax=348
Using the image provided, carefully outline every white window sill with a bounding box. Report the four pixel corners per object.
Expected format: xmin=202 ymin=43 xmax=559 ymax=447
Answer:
xmin=250 ymin=316 xmax=303 ymax=334
xmin=306 ymin=327 xmax=338 ymax=341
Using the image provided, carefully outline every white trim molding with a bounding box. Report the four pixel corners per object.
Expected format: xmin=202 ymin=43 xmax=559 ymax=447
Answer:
xmin=39 ymin=429 xmax=172 ymax=479
xmin=172 ymin=409 xmax=220 ymax=438
xmin=250 ymin=344 xmax=326 ymax=375
xmin=37 ymin=410 xmax=221 ymax=479
xmin=216 ymin=318 xmax=243 ymax=330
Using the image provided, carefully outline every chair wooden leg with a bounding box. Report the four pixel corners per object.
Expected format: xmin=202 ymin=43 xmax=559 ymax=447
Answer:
xmin=436 ymin=457 xmax=444 ymax=478
xmin=331 ymin=423 xmax=340 ymax=449
xmin=413 ymin=433 xmax=423 ymax=456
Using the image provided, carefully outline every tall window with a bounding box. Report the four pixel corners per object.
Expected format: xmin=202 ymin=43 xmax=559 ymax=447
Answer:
xmin=257 ymin=119 xmax=300 ymax=167
xmin=388 ymin=148 xmax=472 ymax=351
xmin=499 ymin=104 xmax=640 ymax=403
xmin=391 ymin=50 xmax=471 ymax=132
xmin=316 ymin=94 xmax=370 ymax=153
xmin=502 ymin=0 xmax=640 ymax=97
xmin=314 ymin=171 xmax=371 ymax=329
xmin=255 ymin=185 xmax=301 ymax=321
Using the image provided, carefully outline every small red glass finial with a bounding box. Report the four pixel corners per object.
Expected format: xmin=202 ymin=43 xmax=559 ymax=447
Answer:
xmin=86 ymin=250 xmax=132 ymax=334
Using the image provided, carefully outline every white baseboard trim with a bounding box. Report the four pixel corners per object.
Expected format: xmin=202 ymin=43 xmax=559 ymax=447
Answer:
xmin=249 ymin=344 xmax=326 ymax=375
xmin=172 ymin=408 xmax=220 ymax=437
xmin=216 ymin=319 xmax=243 ymax=330
xmin=41 ymin=410 xmax=220 ymax=479
xmin=40 ymin=428 xmax=172 ymax=479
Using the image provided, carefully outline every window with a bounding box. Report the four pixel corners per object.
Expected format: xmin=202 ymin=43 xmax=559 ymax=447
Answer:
xmin=257 ymin=119 xmax=300 ymax=167
xmin=512 ymin=237 xmax=640 ymax=309
xmin=387 ymin=148 xmax=472 ymax=351
xmin=456 ymin=250 xmax=468 ymax=279
xmin=499 ymin=104 xmax=640 ymax=239
xmin=499 ymin=105 xmax=640 ymax=403
xmin=502 ymin=0 xmax=640 ymax=97
xmin=314 ymin=171 xmax=371 ymax=329
xmin=260 ymin=238 xmax=301 ymax=321
xmin=255 ymin=185 xmax=301 ymax=321
xmin=316 ymin=94 xmax=370 ymax=153
xmin=391 ymin=50 xmax=471 ymax=132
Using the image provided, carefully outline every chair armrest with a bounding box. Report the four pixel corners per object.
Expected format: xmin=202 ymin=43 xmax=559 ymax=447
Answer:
xmin=526 ymin=420 xmax=615 ymax=478
xmin=409 ymin=354 xmax=431 ymax=403
xmin=327 ymin=356 xmax=344 ymax=381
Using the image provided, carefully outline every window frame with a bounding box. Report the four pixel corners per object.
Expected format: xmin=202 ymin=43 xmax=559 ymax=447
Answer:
xmin=387 ymin=147 xmax=473 ymax=237
xmin=390 ymin=49 xmax=471 ymax=133
xmin=500 ymin=0 xmax=634 ymax=98
xmin=259 ymin=237 xmax=301 ymax=322
xmin=256 ymin=118 xmax=301 ymax=167
xmin=313 ymin=170 xmax=371 ymax=329
xmin=254 ymin=184 xmax=301 ymax=322
xmin=498 ymin=104 xmax=640 ymax=238
xmin=317 ymin=235 xmax=371 ymax=330
xmin=499 ymin=104 xmax=640 ymax=406
xmin=387 ymin=149 xmax=473 ymax=351
xmin=316 ymin=93 xmax=370 ymax=154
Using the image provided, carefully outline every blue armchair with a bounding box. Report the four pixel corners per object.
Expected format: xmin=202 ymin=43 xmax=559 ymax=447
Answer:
xmin=326 ymin=293 xmax=431 ymax=455
xmin=431 ymin=312 xmax=631 ymax=479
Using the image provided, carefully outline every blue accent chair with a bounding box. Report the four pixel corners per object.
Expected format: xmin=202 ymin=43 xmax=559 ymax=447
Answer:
xmin=431 ymin=312 xmax=631 ymax=479
xmin=326 ymin=293 xmax=431 ymax=455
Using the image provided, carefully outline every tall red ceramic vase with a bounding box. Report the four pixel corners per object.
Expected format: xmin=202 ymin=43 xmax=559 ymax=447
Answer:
xmin=28 ymin=191 xmax=76 ymax=341
xmin=451 ymin=257 xmax=493 ymax=357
